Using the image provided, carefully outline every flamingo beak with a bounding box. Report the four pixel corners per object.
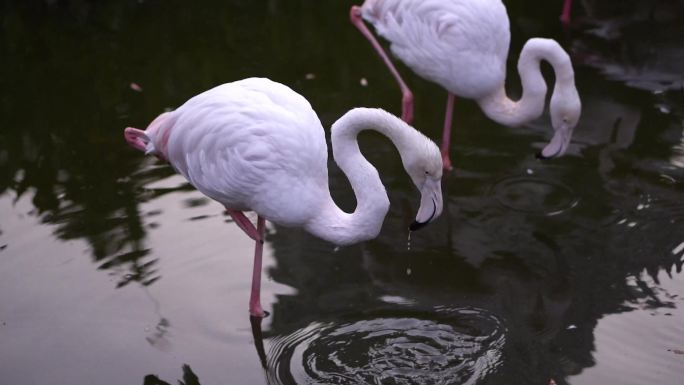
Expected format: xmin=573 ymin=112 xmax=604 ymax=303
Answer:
xmin=537 ymin=123 xmax=571 ymax=160
xmin=410 ymin=178 xmax=443 ymax=231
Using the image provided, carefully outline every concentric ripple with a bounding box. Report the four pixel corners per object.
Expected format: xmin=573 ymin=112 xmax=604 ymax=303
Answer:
xmin=267 ymin=307 xmax=505 ymax=385
xmin=490 ymin=176 xmax=578 ymax=215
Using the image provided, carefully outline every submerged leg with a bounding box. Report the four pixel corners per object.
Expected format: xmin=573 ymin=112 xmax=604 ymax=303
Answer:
xmin=225 ymin=210 xmax=267 ymax=317
xmin=350 ymin=5 xmax=414 ymax=124
xmin=560 ymin=0 xmax=572 ymax=25
xmin=441 ymin=93 xmax=455 ymax=170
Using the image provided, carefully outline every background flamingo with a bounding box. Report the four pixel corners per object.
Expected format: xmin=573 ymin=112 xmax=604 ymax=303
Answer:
xmin=350 ymin=0 xmax=582 ymax=169
xmin=124 ymin=77 xmax=444 ymax=317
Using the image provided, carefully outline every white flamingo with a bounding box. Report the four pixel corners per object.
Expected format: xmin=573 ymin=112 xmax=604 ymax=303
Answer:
xmin=350 ymin=0 xmax=582 ymax=169
xmin=124 ymin=78 xmax=444 ymax=317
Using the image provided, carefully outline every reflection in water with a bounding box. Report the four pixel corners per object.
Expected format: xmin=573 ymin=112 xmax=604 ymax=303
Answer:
xmin=570 ymin=1 xmax=684 ymax=93
xmin=251 ymin=315 xmax=269 ymax=370
xmin=265 ymin=307 xmax=504 ymax=385
xmin=143 ymin=287 xmax=172 ymax=351
xmin=264 ymin=180 xmax=573 ymax=383
xmin=144 ymin=364 xmax=202 ymax=385
xmin=670 ymin=121 xmax=684 ymax=168
xmin=490 ymin=176 xmax=579 ymax=215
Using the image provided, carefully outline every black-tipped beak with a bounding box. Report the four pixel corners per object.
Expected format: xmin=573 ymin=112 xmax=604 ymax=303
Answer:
xmin=409 ymin=197 xmax=437 ymax=232
xmin=538 ymin=125 xmax=571 ymax=160
xmin=409 ymin=220 xmax=429 ymax=231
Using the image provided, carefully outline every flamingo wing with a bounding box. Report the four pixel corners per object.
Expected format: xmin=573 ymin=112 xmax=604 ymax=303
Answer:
xmin=165 ymin=78 xmax=330 ymax=226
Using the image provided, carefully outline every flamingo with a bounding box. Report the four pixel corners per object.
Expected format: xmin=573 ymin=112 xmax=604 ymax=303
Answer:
xmin=350 ymin=0 xmax=582 ymax=170
xmin=124 ymin=77 xmax=444 ymax=317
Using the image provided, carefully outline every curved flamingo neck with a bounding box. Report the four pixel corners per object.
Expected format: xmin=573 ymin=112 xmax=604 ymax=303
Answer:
xmin=477 ymin=38 xmax=576 ymax=127
xmin=304 ymin=108 xmax=417 ymax=246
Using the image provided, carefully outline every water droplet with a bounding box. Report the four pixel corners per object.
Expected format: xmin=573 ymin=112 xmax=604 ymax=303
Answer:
xmin=526 ymin=168 xmax=534 ymax=175
xmin=672 ymin=241 xmax=684 ymax=255
xmin=360 ymin=77 xmax=368 ymax=87
xmin=637 ymin=204 xmax=645 ymax=210
xmin=406 ymin=268 xmax=412 ymax=276
xmin=657 ymin=104 xmax=671 ymax=114
xmin=566 ymin=324 xmax=577 ymax=330
xmin=333 ymin=246 xmax=340 ymax=252
xmin=305 ymin=73 xmax=316 ymax=80
xmin=407 ymin=231 xmax=411 ymax=251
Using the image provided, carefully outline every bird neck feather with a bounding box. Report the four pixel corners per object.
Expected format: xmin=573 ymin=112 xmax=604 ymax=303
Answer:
xmin=304 ymin=108 xmax=418 ymax=246
xmin=477 ymin=38 xmax=576 ymax=127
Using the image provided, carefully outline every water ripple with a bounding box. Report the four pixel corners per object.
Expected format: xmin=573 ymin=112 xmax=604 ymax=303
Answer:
xmin=267 ymin=307 xmax=505 ymax=385
xmin=490 ymin=176 xmax=579 ymax=216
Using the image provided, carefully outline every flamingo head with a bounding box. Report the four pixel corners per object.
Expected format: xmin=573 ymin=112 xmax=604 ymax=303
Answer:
xmin=541 ymin=85 xmax=581 ymax=159
xmin=402 ymin=139 xmax=444 ymax=231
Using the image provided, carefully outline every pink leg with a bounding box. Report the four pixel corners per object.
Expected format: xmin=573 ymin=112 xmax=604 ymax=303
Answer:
xmin=226 ymin=209 xmax=267 ymax=317
xmin=350 ymin=5 xmax=414 ymax=124
xmin=560 ymin=0 xmax=572 ymax=25
xmin=441 ymin=93 xmax=455 ymax=170
xmin=248 ymin=216 xmax=266 ymax=317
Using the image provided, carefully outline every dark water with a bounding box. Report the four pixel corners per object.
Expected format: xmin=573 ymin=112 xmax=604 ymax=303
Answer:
xmin=1 ymin=1 xmax=684 ymax=384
